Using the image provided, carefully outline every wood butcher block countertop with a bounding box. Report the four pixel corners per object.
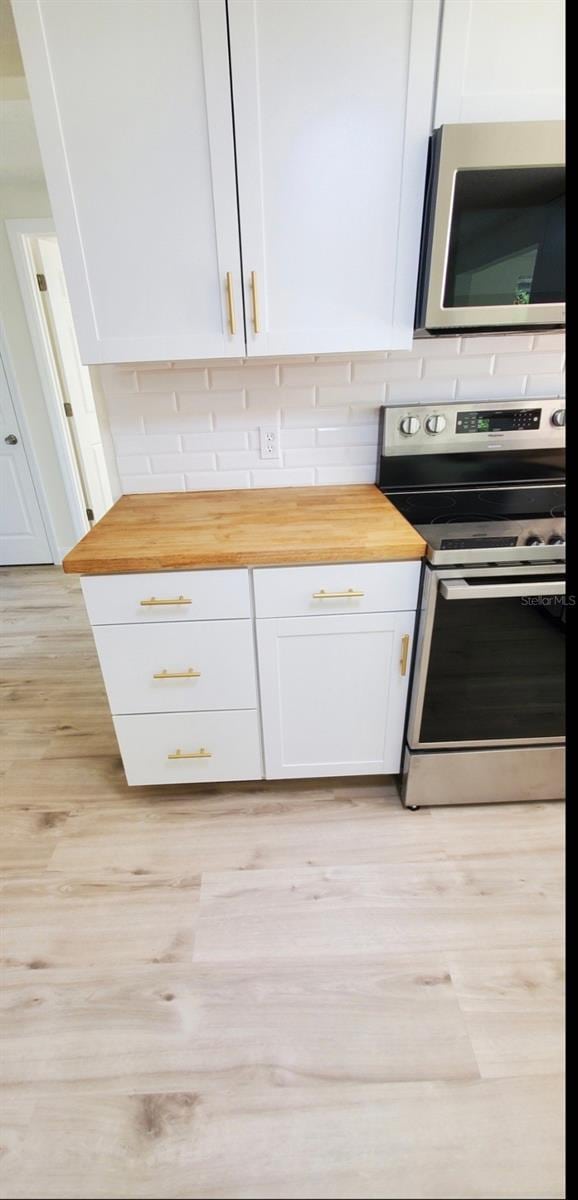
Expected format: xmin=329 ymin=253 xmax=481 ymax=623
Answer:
xmin=62 ymin=485 xmax=425 ymax=574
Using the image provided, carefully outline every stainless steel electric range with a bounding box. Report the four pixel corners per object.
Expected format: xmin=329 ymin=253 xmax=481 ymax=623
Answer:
xmin=377 ymin=396 xmax=566 ymax=808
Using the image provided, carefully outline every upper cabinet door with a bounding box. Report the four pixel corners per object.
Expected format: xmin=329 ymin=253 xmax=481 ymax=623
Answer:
xmin=228 ymin=0 xmax=440 ymax=357
xmin=13 ymin=1 xmax=245 ymax=364
xmin=435 ymin=0 xmax=565 ymax=126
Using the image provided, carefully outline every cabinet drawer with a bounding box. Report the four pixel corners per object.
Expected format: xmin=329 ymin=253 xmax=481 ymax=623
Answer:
xmin=113 ymin=710 xmax=262 ymax=786
xmin=93 ymin=620 xmax=257 ymax=715
xmin=253 ymin=562 xmax=420 ymax=618
xmin=81 ymin=569 xmax=250 ymax=625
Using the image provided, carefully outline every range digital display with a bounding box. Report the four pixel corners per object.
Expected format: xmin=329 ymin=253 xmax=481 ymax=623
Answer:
xmin=456 ymin=409 xmax=541 ymax=434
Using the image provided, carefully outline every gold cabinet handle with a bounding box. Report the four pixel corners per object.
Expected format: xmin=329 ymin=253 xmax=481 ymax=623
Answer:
xmin=225 ymin=272 xmax=236 ymax=336
xmin=140 ymin=596 xmax=192 ymax=607
xmin=168 ymin=747 xmax=212 ymax=760
xmin=312 ymin=588 xmax=365 ymax=599
xmin=153 ymin=668 xmax=201 ymax=680
xmin=400 ymin=634 xmax=410 ymax=676
xmin=250 ymin=270 xmax=261 ymax=334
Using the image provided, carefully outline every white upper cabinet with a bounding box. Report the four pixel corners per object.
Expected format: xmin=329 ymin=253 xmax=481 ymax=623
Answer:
xmin=435 ymin=0 xmax=565 ymax=126
xmin=15 ymin=0 xmax=440 ymax=362
xmin=13 ymin=0 xmax=245 ymax=364
xmin=229 ymin=0 xmax=440 ymax=356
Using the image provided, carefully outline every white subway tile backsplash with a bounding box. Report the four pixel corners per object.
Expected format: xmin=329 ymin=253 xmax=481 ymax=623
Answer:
xmin=151 ymin=452 xmax=216 ymax=473
xmin=315 ymin=465 xmax=376 ymax=485
xmin=456 ymin=375 xmax=527 ymax=401
xmin=100 ymin=332 xmax=565 ymax=494
xmin=122 ymin=474 xmax=185 ymax=493
xmin=352 ymin=358 xmax=420 ymax=382
xmin=144 ymin=410 xmax=212 ymax=435
xmin=209 ymin=364 xmax=278 ymax=389
xmin=461 ymin=335 xmax=534 ymax=355
xmin=316 ymin=423 xmax=378 ymax=446
xmin=116 ymin=455 xmax=151 ymax=475
xmin=182 ymin=431 xmax=248 ymax=451
xmin=185 ymin=471 xmax=250 ymax=490
xmin=251 ymin=468 xmax=316 ymax=488
xmin=216 ymin=450 xmax=283 ymax=470
xmin=410 ymin=338 xmax=461 ymax=358
xmin=247 ymin=387 xmax=314 ymax=409
xmin=387 ymin=378 xmax=457 ymax=403
xmin=424 ymin=355 xmax=492 ymax=378
xmin=317 ymin=384 xmax=384 ymax=407
xmin=114 ymin=434 xmax=182 ymax=454
xmin=525 ymin=373 xmax=565 ymax=397
xmin=138 ymin=368 xmax=208 ymax=392
xmin=532 ymin=333 xmax=565 ymax=352
xmin=281 ymin=406 xmax=351 ymax=427
xmin=280 ymin=362 xmax=350 ymax=386
xmin=178 ymin=390 xmax=245 ymax=414
xmin=100 ymin=367 xmax=137 ymax=393
xmin=494 ymin=352 xmax=563 ymax=376
xmin=284 ymin=446 xmax=373 ymax=468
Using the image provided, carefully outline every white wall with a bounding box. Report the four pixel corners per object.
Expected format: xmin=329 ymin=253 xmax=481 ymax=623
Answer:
xmin=0 ymin=83 xmax=77 ymax=557
xmin=100 ymin=332 xmax=565 ymax=494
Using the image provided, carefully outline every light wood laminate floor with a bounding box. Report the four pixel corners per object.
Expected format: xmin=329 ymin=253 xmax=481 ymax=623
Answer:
xmin=0 ymin=567 xmax=565 ymax=1200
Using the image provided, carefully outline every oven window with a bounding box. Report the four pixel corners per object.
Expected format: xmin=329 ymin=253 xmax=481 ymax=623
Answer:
xmin=444 ymin=167 xmax=565 ymax=309
xmin=419 ymin=591 xmax=565 ymax=744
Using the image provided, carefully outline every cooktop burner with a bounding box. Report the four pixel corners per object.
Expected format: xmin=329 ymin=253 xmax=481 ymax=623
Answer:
xmin=387 ymin=484 xmax=565 ymax=528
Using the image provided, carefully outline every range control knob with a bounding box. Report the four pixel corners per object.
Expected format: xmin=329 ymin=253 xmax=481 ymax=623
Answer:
xmin=551 ymin=409 xmax=566 ymax=427
xmin=399 ymin=416 xmax=421 ymax=437
xmin=547 ymin=533 xmax=565 ymax=545
xmin=525 ymin=534 xmax=544 ymax=546
xmin=425 ymin=414 xmax=447 ymax=435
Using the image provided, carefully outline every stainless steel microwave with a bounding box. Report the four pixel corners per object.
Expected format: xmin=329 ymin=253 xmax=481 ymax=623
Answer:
xmin=415 ymin=121 xmax=565 ymax=334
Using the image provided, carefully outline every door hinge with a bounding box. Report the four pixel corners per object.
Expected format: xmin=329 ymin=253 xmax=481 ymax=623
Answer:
xmin=86 ymin=507 xmax=95 ymax=522
xmin=36 ymin=273 xmax=47 ymax=292
xmin=63 ymin=401 xmax=73 ymax=417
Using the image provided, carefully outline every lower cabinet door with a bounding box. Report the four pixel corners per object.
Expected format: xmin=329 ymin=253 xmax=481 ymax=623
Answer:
xmin=256 ymin=612 xmax=415 ymax=778
xmin=113 ymin=710 xmax=263 ymax=786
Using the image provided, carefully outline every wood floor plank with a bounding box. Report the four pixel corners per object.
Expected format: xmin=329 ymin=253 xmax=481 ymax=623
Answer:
xmin=3 ymin=1076 xmax=564 ymax=1200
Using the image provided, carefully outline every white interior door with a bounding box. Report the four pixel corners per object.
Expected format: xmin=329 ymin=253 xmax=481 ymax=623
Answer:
xmin=229 ymin=0 xmax=440 ymax=356
xmin=257 ymin=612 xmax=415 ymax=778
xmin=36 ymin=237 xmax=113 ymax=523
xmin=14 ymin=0 xmax=245 ymax=364
xmin=0 ymin=355 xmax=52 ymax=566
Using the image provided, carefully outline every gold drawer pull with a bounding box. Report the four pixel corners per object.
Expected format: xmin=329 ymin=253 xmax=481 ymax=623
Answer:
xmin=250 ymin=270 xmax=261 ymax=334
xmin=312 ymin=588 xmax=365 ymax=599
xmin=168 ymin=747 xmax=212 ymax=760
xmin=400 ymin=633 xmax=410 ymax=676
xmin=140 ymin=595 xmax=192 ymax=607
xmin=226 ymin=271 xmax=236 ymax=335
xmin=153 ymin=668 xmax=201 ymax=680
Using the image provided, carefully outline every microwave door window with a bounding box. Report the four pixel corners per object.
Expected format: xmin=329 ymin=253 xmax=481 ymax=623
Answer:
xmin=443 ymin=167 xmax=565 ymax=309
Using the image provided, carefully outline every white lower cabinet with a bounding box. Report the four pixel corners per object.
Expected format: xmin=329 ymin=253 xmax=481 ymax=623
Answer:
xmin=256 ymin=612 xmax=416 ymax=778
xmin=93 ymin=619 xmax=257 ymax=715
xmin=83 ymin=560 xmax=419 ymax=786
xmin=113 ymin=710 xmax=262 ymax=786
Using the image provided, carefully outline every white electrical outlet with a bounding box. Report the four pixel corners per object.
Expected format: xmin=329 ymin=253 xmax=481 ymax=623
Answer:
xmin=259 ymin=422 xmax=281 ymax=460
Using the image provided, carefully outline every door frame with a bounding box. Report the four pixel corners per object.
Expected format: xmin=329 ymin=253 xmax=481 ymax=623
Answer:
xmin=7 ymin=218 xmax=90 ymax=545
xmin=0 ymin=323 xmax=58 ymax=564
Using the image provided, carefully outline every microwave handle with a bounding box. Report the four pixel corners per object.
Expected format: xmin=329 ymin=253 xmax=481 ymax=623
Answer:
xmin=440 ymin=579 xmax=566 ymax=601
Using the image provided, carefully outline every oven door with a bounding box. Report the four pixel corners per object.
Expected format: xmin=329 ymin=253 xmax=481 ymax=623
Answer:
xmin=407 ymin=564 xmax=566 ymax=749
xmin=419 ymin=120 xmax=565 ymax=332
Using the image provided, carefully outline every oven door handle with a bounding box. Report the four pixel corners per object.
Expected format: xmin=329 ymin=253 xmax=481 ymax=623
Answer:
xmin=440 ymin=579 xmax=566 ymax=601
